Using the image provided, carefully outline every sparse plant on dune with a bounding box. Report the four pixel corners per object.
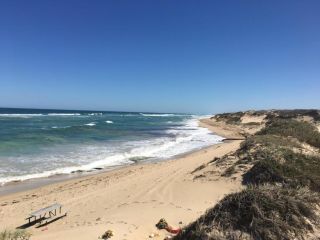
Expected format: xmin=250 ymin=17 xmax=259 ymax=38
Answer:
xmin=174 ymin=185 xmax=320 ymax=240
xmin=181 ymin=110 xmax=320 ymax=240
xmin=0 ymin=230 xmax=31 ymax=240
xmin=258 ymin=119 xmax=320 ymax=148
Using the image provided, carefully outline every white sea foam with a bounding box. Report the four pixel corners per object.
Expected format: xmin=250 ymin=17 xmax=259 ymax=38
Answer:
xmin=0 ymin=113 xmax=83 ymax=118
xmin=0 ymin=114 xmax=43 ymax=118
xmin=140 ymin=113 xmax=176 ymax=117
xmin=0 ymin=116 xmax=224 ymax=185
xmin=0 ymin=154 xmax=129 ymax=186
xmin=89 ymin=113 xmax=103 ymax=116
xmin=105 ymin=120 xmax=113 ymax=124
xmin=85 ymin=122 xmax=96 ymax=126
xmin=47 ymin=113 xmax=81 ymax=116
xmin=51 ymin=126 xmax=71 ymax=129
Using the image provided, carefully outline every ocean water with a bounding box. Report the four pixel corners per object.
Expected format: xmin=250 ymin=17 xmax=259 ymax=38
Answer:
xmin=0 ymin=108 xmax=223 ymax=185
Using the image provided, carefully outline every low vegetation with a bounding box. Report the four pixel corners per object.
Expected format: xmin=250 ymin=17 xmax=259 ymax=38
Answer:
xmin=214 ymin=112 xmax=245 ymax=124
xmin=266 ymin=109 xmax=320 ymax=121
xmin=175 ymin=185 xmax=319 ymax=240
xmin=0 ymin=230 xmax=31 ymax=240
xmin=258 ymin=119 xmax=320 ymax=148
xmin=175 ymin=110 xmax=320 ymax=240
xmin=243 ymin=148 xmax=320 ymax=191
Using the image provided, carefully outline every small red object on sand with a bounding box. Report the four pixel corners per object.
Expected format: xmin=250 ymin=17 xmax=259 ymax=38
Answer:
xmin=165 ymin=226 xmax=181 ymax=234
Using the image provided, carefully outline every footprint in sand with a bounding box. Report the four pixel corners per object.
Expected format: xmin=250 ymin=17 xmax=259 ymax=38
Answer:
xmin=117 ymin=220 xmax=128 ymax=225
xmin=131 ymin=224 xmax=139 ymax=229
xmin=118 ymin=203 xmax=128 ymax=207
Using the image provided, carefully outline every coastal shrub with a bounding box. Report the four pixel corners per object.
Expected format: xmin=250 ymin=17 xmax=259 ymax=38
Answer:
xmin=251 ymin=110 xmax=268 ymax=116
xmin=179 ymin=110 xmax=320 ymax=240
xmin=281 ymin=150 xmax=320 ymax=191
xmin=215 ymin=112 xmax=245 ymax=124
xmin=174 ymin=185 xmax=320 ymax=240
xmin=222 ymin=165 xmax=236 ymax=177
xmin=237 ymin=135 xmax=300 ymax=161
xmin=0 ymin=230 xmax=31 ymax=240
xmin=237 ymin=143 xmax=280 ymax=165
xmin=239 ymin=137 xmax=255 ymax=152
xmin=251 ymin=135 xmax=301 ymax=148
xmin=266 ymin=109 xmax=320 ymax=121
xmin=242 ymin=147 xmax=320 ymax=191
xmin=242 ymin=159 xmax=285 ymax=185
xmin=243 ymin=122 xmax=260 ymax=126
xmin=234 ymin=120 xmax=320 ymax=190
xmin=258 ymin=119 xmax=320 ymax=148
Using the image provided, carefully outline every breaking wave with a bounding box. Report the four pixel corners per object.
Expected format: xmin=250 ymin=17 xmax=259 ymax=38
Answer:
xmin=0 ymin=113 xmax=223 ymax=185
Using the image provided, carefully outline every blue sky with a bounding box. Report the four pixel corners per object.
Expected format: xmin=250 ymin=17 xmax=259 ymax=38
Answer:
xmin=0 ymin=1 xmax=319 ymax=114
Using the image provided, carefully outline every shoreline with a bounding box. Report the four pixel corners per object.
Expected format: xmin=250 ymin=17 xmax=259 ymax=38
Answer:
xmin=0 ymin=118 xmax=224 ymax=196
xmin=0 ymin=119 xmax=244 ymax=240
xmin=0 ymin=143 xmax=218 ymax=197
xmin=0 ymin=113 xmax=221 ymax=189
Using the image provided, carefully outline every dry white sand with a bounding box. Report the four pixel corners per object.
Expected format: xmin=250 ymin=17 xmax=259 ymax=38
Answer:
xmin=0 ymin=120 xmax=243 ymax=240
xmin=241 ymin=114 xmax=266 ymax=124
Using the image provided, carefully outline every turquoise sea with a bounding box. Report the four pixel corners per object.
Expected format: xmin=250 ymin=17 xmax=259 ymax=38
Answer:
xmin=0 ymin=108 xmax=223 ymax=185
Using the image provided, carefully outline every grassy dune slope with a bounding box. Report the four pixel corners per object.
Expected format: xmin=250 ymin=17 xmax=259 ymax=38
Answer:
xmin=175 ymin=109 xmax=320 ymax=240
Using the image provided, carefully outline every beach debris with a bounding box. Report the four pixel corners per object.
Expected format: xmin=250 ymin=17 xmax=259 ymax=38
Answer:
xmin=149 ymin=233 xmax=159 ymax=238
xmin=101 ymin=230 xmax=113 ymax=239
xmin=93 ymin=167 xmax=103 ymax=170
xmin=155 ymin=218 xmax=168 ymax=229
xmin=155 ymin=218 xmax=181 ymax=235
xmin=165 ymin=226 xmax=181 ymax=234
xmin=71 ymin=170 xmax=84 ymax=174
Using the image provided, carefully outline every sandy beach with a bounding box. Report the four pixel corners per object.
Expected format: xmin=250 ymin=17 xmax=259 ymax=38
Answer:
xmin=0 ymin=120 xmax=244 ymax=240
xmin=3 ymin=1 xmax=319 ymax=238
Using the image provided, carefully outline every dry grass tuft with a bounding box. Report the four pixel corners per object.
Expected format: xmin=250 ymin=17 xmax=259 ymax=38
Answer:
xmin=174 ymin=185 xmax=320 ymax=240
xmin=0 ymin=230 xmax=31 ymax=240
